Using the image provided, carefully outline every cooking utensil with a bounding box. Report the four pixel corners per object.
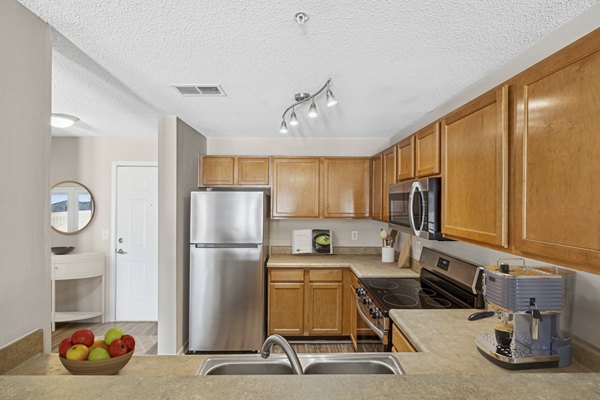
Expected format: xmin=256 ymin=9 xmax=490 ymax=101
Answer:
xmin=389 ymin=229 xmax=398 ymax=246
xmin=380 ymin=229 xmax=388 ymax=247
xmin=468 ymin=311 xmax=495 ymax=321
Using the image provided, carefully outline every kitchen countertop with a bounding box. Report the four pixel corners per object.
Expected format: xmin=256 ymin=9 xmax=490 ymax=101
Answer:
xmin=389 ymin=309 xmax=589 ymax=374
xmin=3 ymin=310 xmax=598 ymax=399
xmin=267 ymin=254 xmax=420 ymax=278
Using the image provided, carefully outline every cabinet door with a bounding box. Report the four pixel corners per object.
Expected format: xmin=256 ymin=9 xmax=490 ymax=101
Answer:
xmin=272 ymin=158 xmax=320 ymax=218
xmin=370 ymin=154 xmax=383 ymax=221
xmin=321 ymin=158 xmax=370 ymax=218
xmin=442 ymin=86 xmax=508 ymax=247
xmin=268 ymin=282 xmax=305 ymax=336
xmin=514 ymin=38 xmax=600 ymax=270
xmin=237 ymin=157 xmax=270 ymax=185
xmin=396 ymin=136 xmax=415 ymax=181
xmin=382 ymin=147 xmax=397 ymax=222
xmin=415 ymin=122 xmax=441 ymax=177
xmin=200 ymin=156 xmax=235 ymax=186
xmin=306 ymin=282 xmax=343 ymax=335
xmin=392 ymin=324 xmax=416 ymax=352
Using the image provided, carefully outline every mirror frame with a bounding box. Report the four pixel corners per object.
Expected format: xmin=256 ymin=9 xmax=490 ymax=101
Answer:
xmin=50 ymin=180 xmax=96 ymax=235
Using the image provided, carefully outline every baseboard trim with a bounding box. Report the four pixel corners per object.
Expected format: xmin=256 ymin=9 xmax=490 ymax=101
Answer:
xmin=0 ymin=329 xmax=44 ymax=374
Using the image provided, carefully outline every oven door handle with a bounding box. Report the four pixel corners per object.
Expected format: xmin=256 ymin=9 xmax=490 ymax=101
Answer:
xmin=355 ymin=297 xmax=385 ymax=340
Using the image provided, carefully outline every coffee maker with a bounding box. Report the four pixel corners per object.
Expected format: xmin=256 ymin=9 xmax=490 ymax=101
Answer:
xmin=474 ymin=260 xmax=576 ymax=369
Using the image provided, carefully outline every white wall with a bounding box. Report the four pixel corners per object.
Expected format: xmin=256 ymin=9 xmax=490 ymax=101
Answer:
xmin=208 ymin=137 xmax=390 ymax=156
xmin=158 ymin=116 xmax=207 ymax=354
xmin=50 ymin=136 xmax=158 ymax=320
xmin=0 ymin=0 xmax=51 ymax=350
xmin=393 ymin=228 xmax=600 ymax=348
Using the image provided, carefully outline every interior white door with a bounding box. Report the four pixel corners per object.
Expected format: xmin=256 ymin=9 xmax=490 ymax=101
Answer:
xmin=115 ymin=166 xmax=158 ymax=321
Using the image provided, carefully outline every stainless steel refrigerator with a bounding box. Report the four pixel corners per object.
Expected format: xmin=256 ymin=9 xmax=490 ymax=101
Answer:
xmin=189 ymin=190 xmax=269 ymax=352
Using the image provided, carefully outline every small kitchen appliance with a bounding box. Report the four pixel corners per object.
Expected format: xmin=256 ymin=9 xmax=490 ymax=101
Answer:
xmin=474 ymin=260 xmax=576 ymax=369
xmin=388 ymin=178 xmax=444 ymax=240
xmin=355 ymin=248 xmax=484 ymax=351
xmin=292 ymin=229 xmax=333 ymax=255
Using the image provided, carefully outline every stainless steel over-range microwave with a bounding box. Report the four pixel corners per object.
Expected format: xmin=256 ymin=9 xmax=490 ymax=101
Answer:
xmin=388 ymin=177 xmax=444 ymax=240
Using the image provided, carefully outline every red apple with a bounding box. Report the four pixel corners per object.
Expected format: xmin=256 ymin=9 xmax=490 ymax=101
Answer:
xmin=122 ymin=334 xmax=135 ymax=352
xmin=58 ymin=338 xmax=73 ymax=358
xmin=108 ymin=339 xmax=128 ymax=357
xmin=71 ymin=329 xmax=95 ymax=347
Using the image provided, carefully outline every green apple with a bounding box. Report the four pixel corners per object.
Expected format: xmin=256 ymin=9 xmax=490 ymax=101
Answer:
xmin=66 ymin=344 xmax=89 ymax=361
xmin=88 ymin=347 xmax=110 ymax=361
xmin=104 ymin=327 xmax=123 ymax=345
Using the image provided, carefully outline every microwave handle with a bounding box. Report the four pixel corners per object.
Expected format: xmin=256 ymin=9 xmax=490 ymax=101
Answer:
xmin=408 ymin=183 xmax=418 ymax=236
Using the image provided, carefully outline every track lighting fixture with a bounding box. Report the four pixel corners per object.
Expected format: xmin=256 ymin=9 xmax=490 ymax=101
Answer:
xmin=279 ymin=78 xmax=338 ymax=133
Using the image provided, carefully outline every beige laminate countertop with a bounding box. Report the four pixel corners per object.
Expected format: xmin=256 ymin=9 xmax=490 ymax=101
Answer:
xmin=3 ymin=309 xmax=599 ymax=399
xmin=390 ymin=309 xmax=589 ymax=374
xmin=267 ymin=254 xmax=420 ymax=278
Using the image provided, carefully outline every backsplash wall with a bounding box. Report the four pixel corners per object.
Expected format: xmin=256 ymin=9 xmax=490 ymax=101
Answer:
xmin=270 ymin=219 xmax=388 ymax=248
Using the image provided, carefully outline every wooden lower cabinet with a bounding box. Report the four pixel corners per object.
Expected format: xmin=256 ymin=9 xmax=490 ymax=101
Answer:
xmin=306 ymin=282 xmax=343 ymax=335
xmin=392 ymin=323 xmax=417 ymax=352
xmin=268 ymin=282 xmax=305 ymax=336
xmin=268 ymin=268 xmax=348 ymax=337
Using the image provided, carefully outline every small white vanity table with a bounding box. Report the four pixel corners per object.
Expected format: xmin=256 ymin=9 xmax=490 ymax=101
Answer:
xmin=51 ymin=252 xmax=105 ymax=331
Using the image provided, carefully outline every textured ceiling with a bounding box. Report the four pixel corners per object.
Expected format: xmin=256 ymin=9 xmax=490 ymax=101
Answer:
xmin=19 ymin=0 xmax=600 ymax=138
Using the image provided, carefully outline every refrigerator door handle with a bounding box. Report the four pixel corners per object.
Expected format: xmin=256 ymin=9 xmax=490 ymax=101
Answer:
xmin=193 ymin=243 xmax=260 ymax=249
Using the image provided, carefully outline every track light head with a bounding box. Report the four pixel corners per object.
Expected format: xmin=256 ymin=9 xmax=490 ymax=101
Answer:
xmin=289 ymin=109 xmax=299 ymax=126
xmin=308 ymin=100 xmax=318 ymax=118
xmin=280 ymin=120 xmax=288 ymax=134
xmin=326 ymin=89 xmax=338 ymax=107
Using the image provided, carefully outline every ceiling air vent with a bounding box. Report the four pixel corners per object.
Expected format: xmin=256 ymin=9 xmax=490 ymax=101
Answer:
xmin=172 ymin=85 xmax=226 ymax=97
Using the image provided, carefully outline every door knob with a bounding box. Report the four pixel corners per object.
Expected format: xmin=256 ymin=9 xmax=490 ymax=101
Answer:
xmin=116 ymin=249 xmax=128 ymax=255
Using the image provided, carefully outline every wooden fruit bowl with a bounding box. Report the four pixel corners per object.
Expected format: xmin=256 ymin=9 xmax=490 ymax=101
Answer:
xmin=59 ymin=350 xmax=133 ymax=375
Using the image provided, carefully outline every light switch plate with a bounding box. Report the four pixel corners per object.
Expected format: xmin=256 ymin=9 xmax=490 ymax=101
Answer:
xmin=102 ymin=229 xmax=110 ymax=240
xmin=351 ymin=231 xmax=358 ymax=241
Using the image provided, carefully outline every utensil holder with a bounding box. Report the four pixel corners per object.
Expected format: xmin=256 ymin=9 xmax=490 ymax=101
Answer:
xmin=381 ymin=247 xmax=395 ymax=263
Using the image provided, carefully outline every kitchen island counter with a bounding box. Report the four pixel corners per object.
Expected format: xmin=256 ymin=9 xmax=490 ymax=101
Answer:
xmin=390 ymin=309 xmax=590 ymax=374
xmin=267 ymin=254 xmax=419 ymax=278
xmin=1 ymin=373 xmax=600 ymax=399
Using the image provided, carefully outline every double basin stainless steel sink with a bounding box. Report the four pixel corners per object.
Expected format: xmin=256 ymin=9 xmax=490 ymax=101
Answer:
xmin=197 ymin=353 xmax=404 ymax=376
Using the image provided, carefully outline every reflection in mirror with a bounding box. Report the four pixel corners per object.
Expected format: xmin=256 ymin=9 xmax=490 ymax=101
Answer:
xmin=50 ymin=181 xmax=95 ymax=234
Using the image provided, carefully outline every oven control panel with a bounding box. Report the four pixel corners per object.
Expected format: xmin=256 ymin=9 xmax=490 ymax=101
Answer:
xmin=355 ymin=286 xmax=388 ymax=333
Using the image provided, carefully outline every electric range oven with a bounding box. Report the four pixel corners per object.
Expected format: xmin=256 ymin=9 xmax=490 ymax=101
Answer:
xmin=354 ymin=247 xmax=484 ymax=352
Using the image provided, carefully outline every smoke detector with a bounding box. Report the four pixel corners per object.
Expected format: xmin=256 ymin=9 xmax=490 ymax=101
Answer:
xmin=295 ymin=12 xmax=309 ymax=24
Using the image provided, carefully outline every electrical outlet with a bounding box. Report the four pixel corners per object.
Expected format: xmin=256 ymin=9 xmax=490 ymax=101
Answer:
xmin=102 ymin=229 xmax=110 ymax=240
xmin=351 ymin=231 xmax=358 ymax=241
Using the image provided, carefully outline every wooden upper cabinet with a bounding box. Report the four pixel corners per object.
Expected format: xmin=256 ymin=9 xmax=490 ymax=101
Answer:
xmin=396 ymin=136 xmax=415 ymax=181
xmin=237 ymin=157 xmax=270 ymax=185
xmin=200 ymin=156 xmax=269 ymax=186
xmin=415 ymin=122 xmax=441 ymax=177
xmin=514 ymin=32 xmax=600 ymax=271
xmin=321 ymin=158 xmax=370 ymax=218
xmin=382 ymin=146 xmax=397 ymax=222
xmin=370 ymin=154 xmax=383 ymax=221
xmin=442 ymin=86 xmax=508 ymax=248
xmin=200 ymin=156 xmax=235 ymax=186
xmin=272 ymin=158 xmax=320 ymax=218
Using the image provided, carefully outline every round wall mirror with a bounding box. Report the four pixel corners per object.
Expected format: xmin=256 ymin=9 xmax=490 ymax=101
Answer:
xmin=50 ymin=181 xmax=95 ymax=234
